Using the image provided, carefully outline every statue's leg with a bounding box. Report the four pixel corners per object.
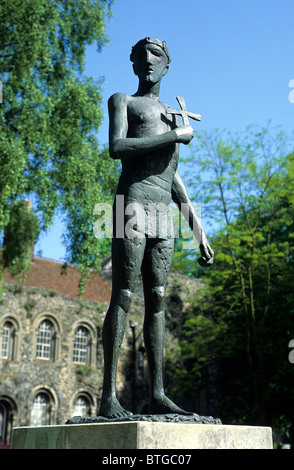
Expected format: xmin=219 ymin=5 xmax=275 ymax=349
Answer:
xmin=99 ymin=235 xmax=146 ymax=418
xmin=142 ymin=238 xmax=193 ymax=415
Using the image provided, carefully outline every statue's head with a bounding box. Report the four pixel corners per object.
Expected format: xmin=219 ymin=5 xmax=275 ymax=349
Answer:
xmin=130 ymin=37 xmax=171 ymax=64
xmin=130 ymin=37 xmax=171 ymax=84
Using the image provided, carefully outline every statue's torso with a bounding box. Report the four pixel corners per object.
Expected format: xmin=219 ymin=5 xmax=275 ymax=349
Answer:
xmin=117 ymin=95 xmax=179 ymax=207
xmin=114 ymin=95 xmax=179 ymax=238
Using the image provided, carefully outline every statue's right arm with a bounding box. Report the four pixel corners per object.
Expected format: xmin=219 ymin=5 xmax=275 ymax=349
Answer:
xmin=108 ymin=93 xmax=193 ymax=160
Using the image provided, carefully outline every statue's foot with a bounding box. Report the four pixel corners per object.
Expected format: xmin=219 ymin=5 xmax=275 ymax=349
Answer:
xmin=99 ymin=396 xmax=133 ymax=419
xmin=148 ymin=394 xmax=194 ymax=416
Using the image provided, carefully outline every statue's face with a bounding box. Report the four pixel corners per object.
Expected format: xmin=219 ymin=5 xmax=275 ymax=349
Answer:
xmin=132 ymin=43 xmax=169 ymax=84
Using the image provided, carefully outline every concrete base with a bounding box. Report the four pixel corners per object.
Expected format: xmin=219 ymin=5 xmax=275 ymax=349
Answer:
xmin=11 ymin=422 xmax=273 ymax=449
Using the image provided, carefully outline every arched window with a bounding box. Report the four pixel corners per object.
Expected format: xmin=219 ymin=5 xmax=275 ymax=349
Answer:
xmin=30 ymin=389 xmax=57 ymax=426
xmin=0 ymin=397 xmax=17 ymax=445
xmin=71 ymin=392 xmax=95 ymax=418
xmin=34 ymin=315 xmax=60 ymax=362
xmin=1 ymin=322 xmax=13 ymax=360
xmin=36 ymin=320 xmax=53 ymax=360
xmin=73 ymin=327 xmax=91 ymax=364
xmin=30 ymin=393 xmax=48 ymax=427
xmin=0 ymin=317 xmax=19 ymax=361
xmin=71 ymin=321 xmax=97 ymax=367
xmin=72 ymin=396 xmax=90 ymax=417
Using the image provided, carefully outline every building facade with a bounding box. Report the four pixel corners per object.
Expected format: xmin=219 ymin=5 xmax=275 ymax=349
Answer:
xmin=0 ymin=254 xmax=200 ymax=446
xmin=0 ymin=256 xmax=113 ymax=445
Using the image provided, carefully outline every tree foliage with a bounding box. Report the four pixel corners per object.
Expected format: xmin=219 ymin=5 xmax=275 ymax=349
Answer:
xmin=167 ymin=125 xmax=294 ymax=439
xmin=2 ymin=200 xmax=40 ymax=278
xmin=0 ymin=0 xmax=119 ymax=289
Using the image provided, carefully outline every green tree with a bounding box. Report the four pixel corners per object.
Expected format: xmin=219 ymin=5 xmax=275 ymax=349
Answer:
xmin=2 ymin=200 xmax=40 ymax=278
xmin=167 ymin=125 xmax=294 ymax=439
xmin=0 ymin=0 xmax=119 ymax=289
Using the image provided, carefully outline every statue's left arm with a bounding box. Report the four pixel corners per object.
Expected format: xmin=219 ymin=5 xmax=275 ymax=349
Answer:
xmin=171 ymin=170 xmax=214 ymax=266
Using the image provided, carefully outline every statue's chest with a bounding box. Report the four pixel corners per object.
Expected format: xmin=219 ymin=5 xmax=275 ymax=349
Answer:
xmin=127 ymin=98 xmax=174 ymax=136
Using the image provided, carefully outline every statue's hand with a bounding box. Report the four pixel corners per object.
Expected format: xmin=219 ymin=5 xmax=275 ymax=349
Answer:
xmin=198 ymin=241 xmax=214 ymax=267
xmin=175 ymin=125 xmax=194 ymax=144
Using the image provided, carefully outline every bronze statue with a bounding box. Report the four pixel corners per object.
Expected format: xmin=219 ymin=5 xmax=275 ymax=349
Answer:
xmin=99 ymin=37 xmax=214 ymax=419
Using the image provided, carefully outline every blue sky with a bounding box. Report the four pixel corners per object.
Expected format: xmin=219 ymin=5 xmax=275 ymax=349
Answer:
xmin=35 ymin=0 xmax=294 ymax=261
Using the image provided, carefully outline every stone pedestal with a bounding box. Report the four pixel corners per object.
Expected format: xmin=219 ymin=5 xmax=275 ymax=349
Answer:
xmin=11 ymin=422 xmax=273 ymax=449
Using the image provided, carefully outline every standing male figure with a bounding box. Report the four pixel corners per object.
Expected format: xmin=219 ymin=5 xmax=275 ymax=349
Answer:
xmin=99 ymin=37 xmax=214 ymax=419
